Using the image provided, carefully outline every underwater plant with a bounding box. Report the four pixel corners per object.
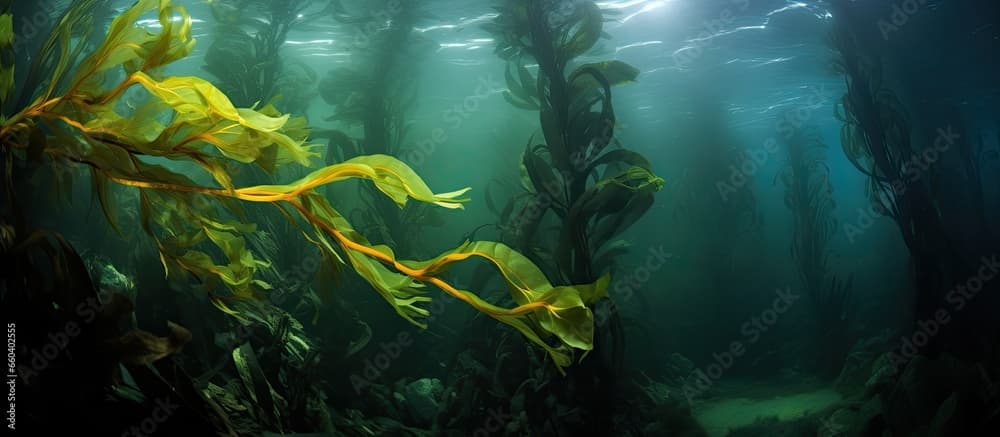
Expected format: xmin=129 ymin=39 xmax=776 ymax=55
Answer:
xmin=0 ymin=0 xmax=605 ymax=377
xmin=479 ymin=0 xmax=662 ymax=433
xmin=669 ymin=92 xmax=761 ymax=236
xmin=316 ymin=0 xmax=439 ymax=257
xmin=665 ymin=91 xmax=762 ymax=330
xmin=319 ymin=0 xmax=430 ymax=156
xmin=778 ymin=126 xmax=854 ymax=378
xmin=1 ymin=0 xmax=116 ymax=117
xmin=485 ymin=0 xmax=659 ymax=288
xmin=830 ymin=0 xmax=961 ymax=355
xmin=202 ymin=0 xmax=322 ymax=113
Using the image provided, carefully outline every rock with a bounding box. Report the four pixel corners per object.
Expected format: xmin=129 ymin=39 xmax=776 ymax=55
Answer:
xmin=404 ymin=378 xmax=443 ymax=425
xmin=883 ymin=354 xmax=977 ymax=435
xmin=926 ymin=392 xmax=959 ymax=437
xmin=636 ymin=353 xmax=699 ymax=406
xmin=819 ymin=407 xmax=856 ymax=437
xmin=665 ymin=352 xmax=696 ymax=385
xmin=653 ymin=396 xmax=707 ymax=437
xmin=863 ymin=353 xmax=898 ymax=398
xmin=835 ymin=330 xmax=893 ymax=396
xmin=642 ymin=422 xmax=666 ymax=435
xmin=101 ymin=262 xmax=133 ymax=289
xmin=848 ymin=397 xmax=886 ymax=437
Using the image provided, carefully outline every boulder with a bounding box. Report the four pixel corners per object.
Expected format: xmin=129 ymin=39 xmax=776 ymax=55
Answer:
xmin=834 ymin=330 xmax=893 ymax=396
xmin=403 ymin=378 xmax=444 ymax=425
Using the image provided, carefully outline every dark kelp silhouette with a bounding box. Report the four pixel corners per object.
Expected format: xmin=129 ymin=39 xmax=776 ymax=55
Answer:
xmin=829 ymin=2 xmax=1000 ymax=434
xmin=779 ymin=125 xmax=854 ymax=378
xmin=831 ymin=0 xmax=958 ymax=355
xmin=473 ymin=0 xmax=662 ymax=433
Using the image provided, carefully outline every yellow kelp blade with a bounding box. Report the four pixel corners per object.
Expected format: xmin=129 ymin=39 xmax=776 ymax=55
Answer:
xmin=299 ymin=193 xmax=432 ymax=326
xmin=234 ymin=154 xmax=471 ymax=208
xmin=90 ymin=151 xmax=597 ymax=367
xmin=140 ymin=188 xmax=270 ymax=302
xmin=129 ymin=72 xmax=321 ymax=168
xmin=293 ymin=190 xmax=606 ymax=367
xmin=70 ymin=0 xmax=193 ymax=91
xmin=402 ymin=241 xmax=610 ymax=351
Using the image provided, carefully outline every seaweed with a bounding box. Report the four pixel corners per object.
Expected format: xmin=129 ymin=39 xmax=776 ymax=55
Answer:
xmin=485 ymin=0 xmax=659 ymax=286
xmin=0 ymin=0 xmax=602 ymax=374
xmin=314 ymin=0 xmax=441 ymax=265
xmin=0 ymin=223 xmax=226 ymax=433
xmin=778 ymin=126 xmax=854 ymax=378
xmin=830 ymin=0 xmax=959 ymax=355
xmin=202 ymin=0 xmax=323 ymax=113
xmin=478 ymin=0 xmax=661 ymax=433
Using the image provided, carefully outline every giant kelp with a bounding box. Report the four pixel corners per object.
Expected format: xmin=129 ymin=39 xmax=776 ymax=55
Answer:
xmin=779 ymin=126 xmax=853 ymax=378
xmin=831 ymin=0 xmax=960 ymax=356
xmin=202 ymin=0 xmax=322 ymax=113
xmin=485 ymin=0 xmax=659 ymax=289
xmin=480 ymin=0 xmax=661 ymax=433
xmin=316 ymin=0 xmax=436 ymax=258
xmin=1 ymin=0 xmax=117 ymax=117
xmin=0 ymin=0 xmax=603 ymax=372
xmin=834 ymin=1 xmax=1000 ymax=361
xmin=664 ymin=90 xmax=762 ymax=341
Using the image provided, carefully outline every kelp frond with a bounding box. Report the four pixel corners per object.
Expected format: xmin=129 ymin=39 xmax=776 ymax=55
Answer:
xmin=0 ymin=0 xmax=602 ymax=370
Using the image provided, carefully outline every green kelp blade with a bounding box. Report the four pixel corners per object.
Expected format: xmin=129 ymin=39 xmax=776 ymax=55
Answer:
xmin=0 ymin=13 xmax=13 ymax=103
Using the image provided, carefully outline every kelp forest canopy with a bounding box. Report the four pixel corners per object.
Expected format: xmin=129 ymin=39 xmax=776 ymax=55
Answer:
xmin=5 ymin=0 xmax=999 ymax=436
